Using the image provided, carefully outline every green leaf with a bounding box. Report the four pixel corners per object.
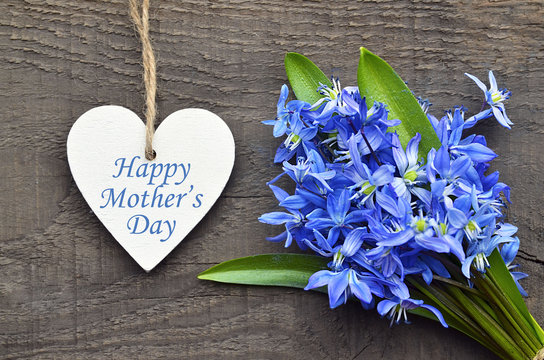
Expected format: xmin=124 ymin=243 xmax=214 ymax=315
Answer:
xmin=285 ymin=52 xmax=333 ymax=105
xmin=487 ymin=250 xmax=528 ymax=313
xmin=357 ymin=47 xmax=442 ymax=160
xmin=198 ymin=253 xmax=329 ymax=288
xmin=487 ymin=249 xmax=544 ymax=344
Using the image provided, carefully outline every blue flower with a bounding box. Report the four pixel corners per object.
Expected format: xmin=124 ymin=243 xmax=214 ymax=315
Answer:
xmin=429 ymin=145 xmax=472 ymax=184
xmin=377 ymin=297 xmax=448 ymax=327
xmin=261 ymin=71 xmax=523 ymax=319
xmin=306 ymin=189 xmax=368 ymax=246
xmin=500 ymin=236 xmax=528 ymax=296
xmin=461 ymin=223 xmax=514 ymax=278
xmin=447 ymin=191 xmax=497 ymax=243
xmin=312 ymin=81 xmax=360 ymax=121
xmin=279 ymin=151 xmax=336 ymax=193
xmin=342 ymin=135 xmax=395 ymax=204
xmin=305 ymin=267 xmax=385 ymax=308
xmin=262 ymin=84 xmax=312 ymax=137
xmin=390 ymin=133 xmax=429 ymax=204
xmin=364 ymin=245 xmax=404 ymax=279
xmin=353 ymin=98 xmax=399 ymax=130
xmin=435 ymin=108 xmax=498 ymax=164
xmin=303 ymin=227 xmax=369 ymax=269
xmin=258 ymin=185 xmax=313 ymax=249
xmin=464 ymin=71 xmax=513 ymax=129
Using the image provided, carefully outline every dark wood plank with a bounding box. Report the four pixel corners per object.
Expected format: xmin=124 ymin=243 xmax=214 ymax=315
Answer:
xmin=1 ymin=0 xmax=542 ymax=358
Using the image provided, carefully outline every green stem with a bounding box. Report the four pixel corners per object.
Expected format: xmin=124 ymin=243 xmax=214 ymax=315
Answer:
xmin=448 ymin=285 xmax=526 ymax=360
xmin=529 ymin=313 xmax=544 ymax=345
xmin=432 ymin=275 xmax=483 ymax=296
xmin=475 ymin=273 xmax=542 ymax=353
xmin=486 ymin=268 xmax=544 ymax=345
xmin=465 ymin=290 xmax=501 ymax=324
xmin=407 ymin=278 xmax=506 ymax=355
xmin=408 ymin=278 xmax=483 ymax=333
xmin=492 ymin=304 xmax=537 ymax=358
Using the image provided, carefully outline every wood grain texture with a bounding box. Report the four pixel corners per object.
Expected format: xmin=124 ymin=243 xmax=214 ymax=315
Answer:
xmin=1 ymin=0 xmax=543 ymax=358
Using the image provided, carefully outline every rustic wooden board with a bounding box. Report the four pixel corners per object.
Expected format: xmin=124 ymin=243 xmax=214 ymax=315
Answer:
xmin=1 ymin=0 xmax=542 ymax=359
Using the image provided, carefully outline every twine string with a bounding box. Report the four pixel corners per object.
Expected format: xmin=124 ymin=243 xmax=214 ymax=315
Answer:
xmin=129 ymin=0 xmax=157 ymax=160
xmin=534 ymin=347 xmax=544 ymax=360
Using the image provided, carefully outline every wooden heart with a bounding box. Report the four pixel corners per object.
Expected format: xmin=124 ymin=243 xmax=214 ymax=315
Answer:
xmin=67 ymin=106 xmax=235 ymax=271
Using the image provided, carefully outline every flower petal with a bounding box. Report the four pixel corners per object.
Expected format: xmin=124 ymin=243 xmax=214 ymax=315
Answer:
xmin=305 ymin=270 xmax=334 ymax=290
xmin=420 ymin=304 xmax=448 ymax=328
xmin=328 ymin=269 xmax=349 ymax=307
xmin=258 ymin=212 xmax=296 ymax=225
xmin=492 ymin=106 xmax=512 ymax=129
xmin=349 ymin=272 xmax=373 ymax=304
xmin=341 ymin=228 xmax=367 ymax=257
xmin=488 ymin=70 xmax=498 ymax=92
xmin=447 ymin=208 xmax=468 ymax=229
xmin=377 ymin=299 xmax=397 ymax=316
xmin=465 ymin=72 xmax=488 ymax=93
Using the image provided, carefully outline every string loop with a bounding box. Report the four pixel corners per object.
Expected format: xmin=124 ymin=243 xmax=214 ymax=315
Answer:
xmin=129 ymin=0 xmax=157 ymax=160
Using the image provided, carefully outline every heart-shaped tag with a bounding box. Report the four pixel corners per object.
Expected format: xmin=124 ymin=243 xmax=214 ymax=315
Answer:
xmin=67 ymin=106 xmax=235 ymax=271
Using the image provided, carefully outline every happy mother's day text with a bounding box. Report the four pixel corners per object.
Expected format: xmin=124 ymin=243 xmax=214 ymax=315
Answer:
xmin=99 ymin=156 xmax=203 ymax=242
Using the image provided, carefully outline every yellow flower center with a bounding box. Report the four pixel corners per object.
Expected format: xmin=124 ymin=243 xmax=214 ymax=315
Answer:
xmin=362 ymin=181 xmax=376 ymax=195
xmin=404 ymin=170 xmax=418 ymax=182
xmin=416 ymin=219 xmax=427 ymax=232
xmin=491 ymin=92 xmax=501 ymax=103
xmin=440 ymin=223 xmax=447 ymax=235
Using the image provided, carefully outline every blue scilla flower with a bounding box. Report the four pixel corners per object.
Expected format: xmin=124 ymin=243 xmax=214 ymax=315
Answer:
xmin=259 ymin=185 xmax=313 ymax=249
xmin=403 ymin=253 xmax=452 ymax=285
xmin=447 ymin=190 xmax=498 ymax=243
xmin=461 ymin=223 xmax=515 ymax=278
xmin=342 ymin=135 xmax=395 ymax=204
xmin=273 ymin=125 xmax=319 ymax=163
xmin=426 ymin=216 xmax=466 ymax=263
xmin=264 ymin=85 xmax=322 ymax=163
xmin=352 ymin=98 xmax=399 ymax=130
xmin=417 ymin=96 xmax=433 ymax=114
xmin=305 ymin=267 xmax=386 ymax=308
xmin=262 ymin=72 xmax=521 ymax=318
xmin=464 ymin=71 xmax=513 ymax=129
xmin=370 ymin=192 xmax=459 ymax=257
xmin=337 ymin=104 xmax=398 ymax=158
xmin=435 ymin=108 xmax=498 ymax=164
xmin=408 ymin=209 xmax=453 ymax=254
xmin=377 ymin=297 xmax=448 ymax=327
xmin=304 ymin=227 xmax=371 ymax=271
xmin=306 ymin=189 xmax=368 ymax=246
xmin=364 ymin=245 xmax=404 ymax=279
xmin=390 ymin=133 xmax=429 ymax=204
xmin=500 ymin=236 xmax=528 ymax=297
xmin=429 ymin=145 xmax=472 ymax=185
xmin=262 ymin=84 xmax=308 ymax=137
xmin=272 ymin=151 xmax=336 ymax=194
xmin=313 ymin=84 xmax=361 ymax=122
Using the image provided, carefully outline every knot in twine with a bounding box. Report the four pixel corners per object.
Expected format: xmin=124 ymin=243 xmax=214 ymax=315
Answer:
xmin=129 ymin=0 xmax=157 ymax=160
xmin=534 ymin=347 xmax=544 ymax=360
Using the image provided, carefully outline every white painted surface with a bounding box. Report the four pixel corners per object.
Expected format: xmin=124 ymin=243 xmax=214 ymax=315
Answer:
xmin=67 ymin=106 xmax=235 ymax=272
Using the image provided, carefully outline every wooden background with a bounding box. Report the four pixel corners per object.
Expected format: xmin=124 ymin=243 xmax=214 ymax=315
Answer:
xmin=1 ymin=0 xmax=543 ymax=359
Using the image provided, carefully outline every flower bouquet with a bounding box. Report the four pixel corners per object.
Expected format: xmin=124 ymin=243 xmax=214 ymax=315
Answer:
xmin=198 ymin=47 xmax=544 ymax=360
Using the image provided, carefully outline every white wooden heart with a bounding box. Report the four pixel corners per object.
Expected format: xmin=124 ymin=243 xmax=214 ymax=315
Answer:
xmin=67 ymin=105 xmax=235 ymax=272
